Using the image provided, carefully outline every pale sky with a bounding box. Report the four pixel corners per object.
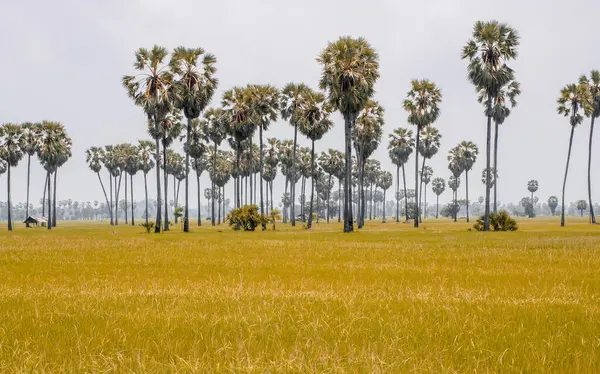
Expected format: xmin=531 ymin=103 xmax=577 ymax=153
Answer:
xmin=1 ymin=0 xmax=599 ymax=208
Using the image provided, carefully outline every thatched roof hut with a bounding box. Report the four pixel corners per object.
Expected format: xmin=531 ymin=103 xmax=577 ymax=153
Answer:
xmin=24 ymin=216 xmax=48 ymax=228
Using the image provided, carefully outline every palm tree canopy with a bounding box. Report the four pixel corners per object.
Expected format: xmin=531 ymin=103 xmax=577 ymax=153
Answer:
xmin=418 ymin=126 xmax=442 ymax=159
xmin=447 ymin=146 xmax=464 ymax=178
xmin=37 ymin=121 xmax=71 ymax=169
xmin=448 ymin=175 xmax=461 ymax=191
xmin=388 ymin=127 xmax=414 ymax=167
xmin=527 ymin=179 xmax=539 ymax=193
xmin=403 ymin=79 xmax=442 ymax=128
xmin=0 ymin=123 xmax=24 ymax=167
xmin=280 ymin=83 xmax=311 ymax=126
xmin=169 ymin=46 xmax=218 ymax=119
xmin=192 ymin=153 xmax=209 ymax=176
xmin=353 ymin=100 xmax=384 ymax=160
xmin=222 ymin=86 xmax=257 ymax=142
xmin=298 ymin=90 xmax=333 ymax=142
xmin=185 ymin=119 xmax=206 ymax=160
xmin=548 ymin=196 xmax=559 ymax=208
xmin=431 ymin=177 xmax=446 ymax=196
xmin=247 ymin=84 xmax=279 ymax=130
xmin=479 ymin=80 xmax=521 ymax=124
xmin=580 ymin=70 xmax=600 ymax=119
xmin=557 ymin=82 xmax=593 ymax=127
xmin=138 ymin=140 xmax=156 ymax=174
xmin=149 ymin=109 xmax=185 ymax=147
xmin=20 ymin=122 xmax=41 ymax=156
xmin=481 ymin=167 xmax=497 ymax=187
xmin=458 ymin=140 xmax=479 ymax=172
xmin=0 ymin=159 xmax=6 ymax=175
xmin=420 ymin=165 xmax=433 ymax=185
xmin=317 ymin=36 xmax=380 ymax=119
xmin=319 ymin=149 xmax=344 ymax=178
xmin=377 ymin=171 xmax=393 ymax=191
xmin=202 ymin=108 xmax=229 ymax=146
xmin=86 ymin=146 xmax=105 ymax=174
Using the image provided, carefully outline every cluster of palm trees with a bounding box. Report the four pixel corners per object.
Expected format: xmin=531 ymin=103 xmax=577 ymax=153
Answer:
xmin=0 ymin=121 xmax=72 ymax=230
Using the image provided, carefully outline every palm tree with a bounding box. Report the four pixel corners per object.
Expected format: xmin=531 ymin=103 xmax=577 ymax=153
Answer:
xmin=457 ymin=141 xmax=479 ymax=222
xmin=123 ymin=46 xmax=174 ymax=233
xmin=403 ymin=79 xmax=442 ymax=228
xmin=548 ymin=196 xmax=559 ymax=216
xmin=479 ymin=80 xmax=520 ymax=212
xmin=0 ymin=160 xmax=6 ymax=222
xmin=86 ymin=146 xmax=112 ymax=223
xmin=264 ymin=138 xmax=280 ymax=213
xmin=318 ymin=149 xmax=344 ymax=224
xmin=280 ymin=83 xmax=310 ymax=227
xmin=353 ymin=100 xmax=384 ymax=228
xmin=448 ymin=176 xmax=461 ymax=221
xmin=298 ymin=90 xmax=333 ymax=229
xmin=577 ymin=200 xmax=588 ymax=217
xmin=388 ymin=128 xmax=414 ymax=223
xmin=417 ymin=125 xmax=441 ymax=221
xmin=170 ymin=46 xmax=218 ymax=232
xmin=317 ymin=37 xmax=380 ymax=233
xmin=138 ymin=140 xmax=155 ymax=225
xmin=202 ymin=108 xmax=228 ymax=226
xmin=377 ymin=171 xmax=393 ymax=222
xmin=420 ymin=165 xmax=433 ymax=220
xmin=20 ymin=122 xmax=41 ymax=219
xmin=526 ymin=180 xmax=539 ymax=218
xmin=0 ymin=123 xmax=24 ymax=231
xmin=448 ymin=146 xmax=464 ymax=223
xmin=123 ymin=144 xmax=140 ymax=225
xmin=462 ymin=20 xmax=520 ymax=230
xmin=431 ymin=177 xmax=446 ymax=218
xmin=580 ymin=71 xmax=600 ymax=223
xmin=192 ymin=154 xmax=209 ymax=225
xmin=557 ymin=82 xmax=592 ymax=226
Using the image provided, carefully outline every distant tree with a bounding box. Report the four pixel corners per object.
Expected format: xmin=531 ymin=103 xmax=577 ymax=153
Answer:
xmin=388 ymin=127 xmax=414 ymax=223
xmin=431 ymin=177 xmax=445 ymax=219
xmin=417 ymin=126 xmax=441 ymax=221
xmin=377 ymin=171 xmax=393 ymax=222
xmin=577 ymin=200 xmax=588 ymax=217
xmin=448 ymin=176 xmax=460 ymax=222
xmin=458 ymin=141 xmax=479 ymax=222
xmin=86 ymin=146 xmax=112 ymax=224
xmin=20 ymin=122 xmax=41 ymax=220
xmin=138 ymin=140 xmax=156 ymax=225
xmin=527 ymin=180 xmax=539 ymax=218
xmin=419 ymin=165 xmax=433 ymax=220
xmin=548 ymin=196 xmax=559 ymax=216
xmin=0 ymin=123 xmax=24 ymax=231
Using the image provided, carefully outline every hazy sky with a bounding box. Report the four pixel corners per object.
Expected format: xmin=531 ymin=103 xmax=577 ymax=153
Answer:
xmin=1 ymin=0 xmax=599 ymax=208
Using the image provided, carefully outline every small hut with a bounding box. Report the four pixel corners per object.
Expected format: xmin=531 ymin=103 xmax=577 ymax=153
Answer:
xmin=24 ymin=216 xmax=48 ymax=228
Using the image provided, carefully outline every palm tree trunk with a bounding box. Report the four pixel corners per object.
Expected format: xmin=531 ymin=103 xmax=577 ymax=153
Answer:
xmin=414 ymin=129 xmax=420 ymax=228
xmin=396 ymin=165 xmax=400 ymax=223
xmin=47 ymin=170 xmax=52 ymax=231
xmin=259 ymin=126 xmax=266 ymax=230
xmin=218 ymin=193 xmax=221 ymax=225
xmin=144 ymin=173 xmax=149 ymax=225
xmin=42 ymin=172 xmax=48 ymax=218
xmin=402 ymin=164 xmax=409 ymax=223
xmin=327 ymin=174 xmax=332 ymax=224
xmin=283 ymin=177 xmax=289 ymax=223
xmin=493 ymin=120 xmax=499 ymax=213
xmin=222 ymin=186 xmax=226 ymax=223
xmin=436 ymin=194 xmax=439 ymax=219
xmin=108 ymin=172 xmax=113 ymax=225
xmin=26 ymin=154 xmax=31 ymax=219
xmin=343 ymin=115 xmax=354 ymax=232
xmin=560 ymin=126 xmax=575 ymax=227
xmin=300 ymin=177 xmax=305 ymax=221
xmin=184 ymin=118 xmax=191 ymax=232
xmin=424 ymin=184 xmax=427 ymax=220
xmin=465 ymin=170 xmax=470 ymax=223
xmin=291 ymin=123 xmax=298 ymax=227
xmin=249 ymin=136 xmax=254 ymax=205
xmin=196 ymin=170 xmax=201 ymax=226
xmin=97 ymin=172 xmax=112 ymax=222
xmin=418 ymin=157 xmax=426 ymax=223
xmin=236 ymin=141 xmax=241 ymax=208
xmin=212 ymin=141 xmax=217 ymax=226
xmin=454 ymin=190 xmax=457 ymax=223
xmin=115 ymin=173 xmax=122 ymax=225
xmin=370 ymin=183 xmax=374 ymax=221
xmin=383 ymin=189 xmax=387 ymax=223
xmin=484 ymin=97 xmax=492 ymax=231
xmin=174 ymin=175 xmax=178 ymax=224
xmin=308 ymin=140 xmax=316 ymax=229
xmin=588 ymin=116 xmax=596 ymax=223
xmin=130 ymin=174 xmax=135 ymax=226
xmin=531 ymin=191 xmax=534 ymax=218
xmin=124 ymin=173 xmax=128 ymax=224
xmin=7 ymin=165 xmax=12 ymax=231
xmin=163 ymin=143 xmax=169 ymax=231
xmin=153 ymin=114 xmax=162 ymax=233
xmin=245 ymin=176 xmax=248 ymax=205
xmin=337 ymin=180 xmax=341 ymax=223
xmin=52 ymin=171 xmax=57 ymax=227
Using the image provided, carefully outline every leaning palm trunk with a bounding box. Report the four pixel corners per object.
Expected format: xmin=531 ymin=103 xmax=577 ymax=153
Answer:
xmin=414 ymin=130 xmax=420 ymax=228
xmin=259 ymin=125 xmax=266 ymax=230
xmin=153 ymin=115 xmax=162 ymax=233
xmin=7 ymin=165 xmax=13 ymax=231
xmin=493 ymin=120 xmax=499 ymax=213
xmin=465 ymin=170 xmax=470 ymax=222
xmin=97 ymin=172 xmax=112 ymax=223
xmin=483 ymin=97 xmax=492 ymax=231
xmin=561 ymin=126 xmax=575 ymax=227
xmin=587 ymin=117 xmax=596 ymax=223
xmin=343 ymin=115 xmax=354 ymax=232
xmin=307 ymin=140 xmax=316 ymax=229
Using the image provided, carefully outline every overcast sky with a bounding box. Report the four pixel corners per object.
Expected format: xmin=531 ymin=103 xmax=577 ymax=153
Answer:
xmin=1 ymin=0 xmax=599 ymax=209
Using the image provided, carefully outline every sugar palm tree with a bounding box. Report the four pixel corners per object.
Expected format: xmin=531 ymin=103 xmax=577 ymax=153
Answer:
xmin=448 ymin=146 xmax=464 ymax=223
xmin=247 ymin=85 xmax=279 ymax=230
xmin=448 ymin=176 xmax=461 ymax=221
xmin=280 ymin=83 xmax=310 ymax=227
xmin=137 ymin=140 xmax=155 ymax=225
xmin=580 ymin=71 xmax=600 ymax=223
xmin=86 ymin=146 xmax=112 ymax=223
xmin=123 ymin=144 xmax=140 ymax=225
xmin=557 ymin=82 xmax=592 ymax=226
xmin=548 ymin=196 xmax=559 ymax=216
xmin=20 ymin=122 xmax=41 ymax=219
xmin=318 ymin=149 xmax=342 ymax=224
xmin=170 ymin=46 xmax=218 ymax=232
xmin=479 ymin=80 xmax=520 ymax=212
xmin=0 ymin=123 xmax=24 ymax=230
xmin=317 ymin=37 xmax=380 ymax=233
xmin=192 ymin=153 xmax=209 ymax=225
xmin=417 ymin=125 xmax=441 ymax=221
xmin=123 ymin=45 xmax=174 ymax=232
xmin=377 ymin=171 xmax=393 ymax=222
xmin=264 ymin=138 xmax=279 ymax=213
xmin=202 ymin=108 xmax=228 ymax=226
xmin=420 ymin=165 xmax=433 ymax=220
xmin=353 ymin=100 xmax=384 ymax=228
xmin=457 ymin=141 xmax=479 ymax=222
xmin=403 ymin=79 xmax=442 ymax=228
xmin=298 ymin=90 xmax=333 ymax=229
xmin=462 ymin=20 xmax=519 ymax=230
xmin=388 ymin=127 xmax=414 ymax=223
xmin=526 ymin=180 xmax=539 ymax=218
xmin=431 ymin=177 xmax=445 ymax=218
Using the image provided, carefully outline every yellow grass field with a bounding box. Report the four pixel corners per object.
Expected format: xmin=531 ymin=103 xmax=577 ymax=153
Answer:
xmin=0 ymin=218 xmax=599 ymax=372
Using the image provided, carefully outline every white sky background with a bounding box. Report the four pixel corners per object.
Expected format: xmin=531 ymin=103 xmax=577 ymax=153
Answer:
xmin=0 ymin=0 xmax=599 ymax=208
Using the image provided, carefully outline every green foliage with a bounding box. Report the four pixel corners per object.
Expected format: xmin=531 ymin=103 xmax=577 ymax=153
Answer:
xmin=174 ymin=207 xmax=184 ymax=220
xmin=474 ymin=211 xmax=518 ymax=231
xmin=269 ymin=209 xmax=281 ymax=230
xmin=226 ymin=205 xmax=268 ymax=231
xmin=140 ymin=221 xmax=155 ymax=233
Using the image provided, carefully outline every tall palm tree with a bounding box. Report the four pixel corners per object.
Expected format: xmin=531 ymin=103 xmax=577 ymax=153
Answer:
xmin=431 ymin=177 xmax=446 ymax=218
xmin=86 ymin=146 xmax=112 ymax=223
xmin=580 ymin=71 xmax=600 ymax=223
xmin=457 ymin=141 xmax=479 ymax=222
xmin=123 ymin=144 xmax=140 ymax=226
xmin=527 ymin=180 xmax=539 ymax=218
xmin=403 ymin=79 xmax=442 ymax=228
xmin=388 ymin=127 xmax=414 ymax=223
xmin=0 ymin=123 xmax=24 ymax=231
xmin=462 ymin=20 xmax=519 ymax=230
xmin=377 ymin=171 xmax=393 ymax=222
xmin=0 ymin=160 xmax=5 ymax=222
xmin=202 ymin=108 xmax=228 ymax=226
xmin=317 ymin=37 xmax=380 ymax=233
xmin=298 ymin=90 xmax=333 ymax=229
xmin=264 ymin=138 xmax=280 ymax=213
xmin=557 ymin=82 xmax=592 ymax=226
xmin=123 ymin=45 xmax=174 ymax=233
xmin=170 ymin=46 xmax=218 ymax=232
xmin=247 ymin=85 xmax=279 ymax=230
xmin=318 ymin=149 xmax=343 ymax=224
xmin=280 ymin=83 xmax=310 ymax=227
xmin=479 ymin=80 xmax=520 ymax=212
xmin=420 ymin=165 xmax=433 ymax=220
xmin=192 ymin=153 xmax=209 ymax=225
xmin=20 ymin=122 xmax=41 ymax=219
xmin=138 ymin=140 xmax=155 ymax=225
xmin=417 ymin=125 xmax=441 ymax=221
xmin=448 ymin=176 xmax=461 ymax=221
xmin=448 ymin=146 xmax=464 ymax=223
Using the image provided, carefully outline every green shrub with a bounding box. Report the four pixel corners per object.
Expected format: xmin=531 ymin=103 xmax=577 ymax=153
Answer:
xmin=140 ymin=222 xmax=155 ymax=233
xmin=269 ymin=209 xmax=281 ymax=231
xmin=226 ymin=205 xmax=268 ymax=231
xmin=474 ymin=210 xmax=518 ymax=231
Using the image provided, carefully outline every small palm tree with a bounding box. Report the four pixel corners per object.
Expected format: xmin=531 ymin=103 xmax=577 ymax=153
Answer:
xmin=557 ymin=82 xmax=592 ymax=226
xmin=377 ymin=171 xmax=393 ymax=222
xmin=86 ymin=146 xmax=112 ymax=223
xmin=462 ymin=20 xmax=519 ymax=230
xmin=318 ymin=36 xmax=380 ymax=233
xmin=448 ymin=176 xmax=461 ymax=221
xmin=192 ymin=153 xmax=209 ymax=225
xmin=431 ymin=177 xmax=446 ymax=218
xmin=419 ymin=165 xmax=433 ymax=220
xmin=577 ymin=200 xmax=588 ymax=217
xmin=547 ymin=196 xmax=559 ymax=216
xmin=0 ymin=123 xmax=24 ymax=231
xmin=137 ymin=140 xmax=155 ymax=225
xmin=580 ymin=71 xmax=600 ymax=223
xmin=318 ymin=149 xmax=343 ymax=223
xmin=20 ymin=122 xmax=41 ymax=219
xmin=403 ymin=79 xmax=442 ymax=228
xmin=527 ymin=180 xmax=539 ymax=218
xmin=417 ymin=126 xmax=441 ymax=221
xmin=457 ymin=141 xmax=479 ymax=222
xmin=388 ymin=128 xmax=414 ymax=223
xmin=202 ymin=108 xmax=228 ymax=226
xmin=170 ymin=46 xmax=218 ymax=232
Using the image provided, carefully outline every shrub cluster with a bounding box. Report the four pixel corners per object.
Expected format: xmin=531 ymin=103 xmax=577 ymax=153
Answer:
xmin=226 ymin=205 xmax=268 ymax=231
xmin=474 ymin=211 xmax=518 ymax=231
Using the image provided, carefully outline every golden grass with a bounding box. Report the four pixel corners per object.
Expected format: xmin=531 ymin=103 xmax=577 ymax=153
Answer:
xmin=0 ymin=218 xmax=599 ymax=373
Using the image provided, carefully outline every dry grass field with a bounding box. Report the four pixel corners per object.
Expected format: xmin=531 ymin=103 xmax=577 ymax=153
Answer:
xmin=0 ymin=218 xmax=599 ymax=372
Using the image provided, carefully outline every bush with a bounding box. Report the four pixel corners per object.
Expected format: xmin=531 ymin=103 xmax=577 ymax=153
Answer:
xmin=473 ymin=211 xmax=518 ymax=232
xmin=140 ymin=222 xmax=155 ymax=233
xmin=269 ymin=209 xmax=281 ymax=231
xmin=226 ymin=205 xmax=268 ymax=231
